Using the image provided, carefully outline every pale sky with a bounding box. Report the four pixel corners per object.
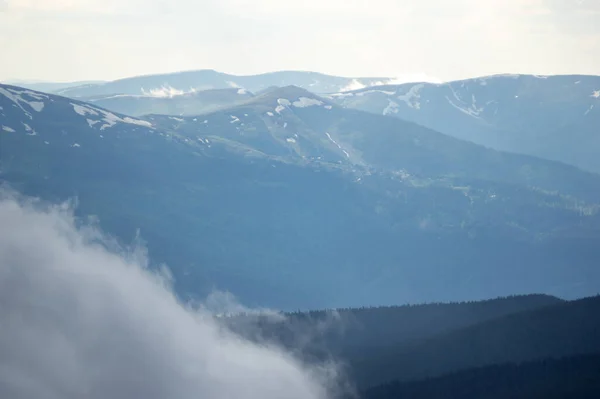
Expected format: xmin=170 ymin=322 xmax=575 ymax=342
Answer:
xmin=0 ymin=0 xmax=599 ymax=82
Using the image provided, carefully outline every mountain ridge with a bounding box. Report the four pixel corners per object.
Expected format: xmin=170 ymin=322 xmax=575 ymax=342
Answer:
xmin=330 ymin=74 xmax=600 ymax=173
xmin=3 ymin=83 xmax=600 ymax=309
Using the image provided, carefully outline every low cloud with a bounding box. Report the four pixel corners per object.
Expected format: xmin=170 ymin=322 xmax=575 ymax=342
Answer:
xmin=140 ymin=85 xmax=195 ymax=98
xmin=0 ymin=190 xmax=338 ymax=399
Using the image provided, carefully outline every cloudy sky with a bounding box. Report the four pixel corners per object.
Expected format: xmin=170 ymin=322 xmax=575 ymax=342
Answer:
xmin=0 ymin=0 xmax=599 ymax=82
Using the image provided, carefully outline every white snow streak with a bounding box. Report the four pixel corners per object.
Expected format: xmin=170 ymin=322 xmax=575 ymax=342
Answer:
xmin=383 ymin=100 xmax=399 ymax=115
xmin=325 ymin=132 xmax=350 ymax=158
xmin=396 ymin=84 xmax=424 ymax=109
xmin=292 ymin=97 xmax=323 ymax=108
xmin=71 ymin=103 xmax=152 ymax=130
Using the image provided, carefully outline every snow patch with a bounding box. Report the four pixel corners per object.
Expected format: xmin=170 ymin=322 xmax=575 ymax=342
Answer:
xmin=6 ymin=88 xmax=48 ymax=101
xmin=169 ymin=117 xmax=184 ymax=122
xmin=266 ymin=112 xmax=274 ymax=116
xmin=339 ymin=79 xmax=367 ymax=92
xmin=325 ymin=132 xmax=350 ymax=158
xmin=584 ymin=104 xmax=594 ymax=115
xmin=71 ymin=103 xmax=152 ymax=129
xmin=0 ymin=87 xmax=49 ymax=118
xmin=275 ymin=98 xmax=291 ymax=114
xmin=445 ymin=85 xmax=483 ymax=119
xmin=292 ymin=97 xmax=323 ymax=108
xmin=237 ymin=88 xmax=248 ymax=95
xmin=286 ymin=138 xmax=296 ymax=143
xmin=226 ymin=81 xmax=242 ymax=89
xmin=355 ymin=89 xmax=396 ymax=97
xmin=44 ymin=141 xmax=49 ymax=145
xmin=383 ymin=100 xmax=399 ymax=115
xmin=72 ymin=143 xmax=81 ymax=148
xmin=2 ymin=125 xmax=15 ymax=132
xmin=230 ymin=115 xmax=240 ymax=124
xmin=592 ymin=90 xmax=600 ymax=98
xmin=123 ymin=117 xmax=152 ymax=128
xmin=141 ymin=85 xmax=191 ymax=98
xmin=72 ymin=104 xmax=99 ymax=116
xmin=28 ymin=101 xmax=44 ymax=112
xmin=396 ymin=84 xmax=424 ymax=109
xmin=324 ymin=105 xmax=333 ymax=110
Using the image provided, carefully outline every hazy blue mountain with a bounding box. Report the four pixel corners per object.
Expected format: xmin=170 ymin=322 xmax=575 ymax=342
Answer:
xmin=54 ymin=70 xmax=394 ymax=98
xmin=2 ymin=84 xmax=600 ymax=309
xmin=4 ymin=79 xmax=106 ymax=93
xmin=149 ymin=85 xmax=600 ymax=202
xmin=82 ymin=87 xmax=255 ymax=117
xmin=329 ymin=74 xmax=600 ymax=173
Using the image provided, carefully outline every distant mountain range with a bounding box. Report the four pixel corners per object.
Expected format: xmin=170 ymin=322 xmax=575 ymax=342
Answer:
xmin=328 ymin=74 xmax=600 ymax=173
xmin=83 ymin=87 xmax=255 ymax=117
xmin=5 ymin=80 xmax=106 ymax=93
xmin=33 ymin=70 xmax=600 ymax=174
xmin=148 ymin=85 xmax=600 ymax=201
xmin=2 ymin=83 xmax=600 ymax=309
xmin=50 ymin=70 xmax=396 ymax=98
xmin=3 ymin=70 xmax=600 ymax=399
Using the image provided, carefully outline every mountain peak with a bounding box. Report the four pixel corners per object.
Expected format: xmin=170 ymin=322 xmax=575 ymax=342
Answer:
xmin=260 ymin=85 xmax=317 ymax=98
xmin=245 ymin=85 xmax=334 ymax=112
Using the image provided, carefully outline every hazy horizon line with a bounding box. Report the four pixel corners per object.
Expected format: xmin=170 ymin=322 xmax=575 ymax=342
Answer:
xmin=4 ymin=68 xmax=600 ymax=87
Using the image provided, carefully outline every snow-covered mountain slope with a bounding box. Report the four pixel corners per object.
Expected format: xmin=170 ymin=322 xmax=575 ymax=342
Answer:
xmin=328 ymin=74 xmax=600 ymax=173
xmin=3 ymin=83 xmax=600 ymax=309
xmin=0 ymin=84 xmax=154 ymax=148
xmin=149 ymin=85 xmax=600 ymax=203
xmin=54 ymin=70 xmax=396 ymax=98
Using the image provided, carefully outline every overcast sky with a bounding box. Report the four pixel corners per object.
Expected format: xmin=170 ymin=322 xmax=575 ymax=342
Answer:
xmin=1 ymin=0 xmax=599 ymax=82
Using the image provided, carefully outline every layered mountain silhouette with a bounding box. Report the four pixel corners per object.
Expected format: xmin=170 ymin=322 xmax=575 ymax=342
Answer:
xmin=2 ymin=82 xmax=600 ymax=310
xmin=329 ymin=74 xmax=600 ymax=173
xmin=51 ymin=70 xmax=395 ymax=98
xmin=81 ymin=87 xmax=255 ymax=117
xmin=223 ymin=295 xmax=600 ymax=390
